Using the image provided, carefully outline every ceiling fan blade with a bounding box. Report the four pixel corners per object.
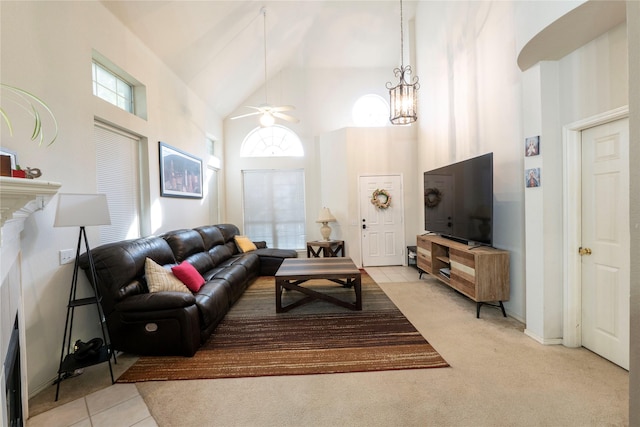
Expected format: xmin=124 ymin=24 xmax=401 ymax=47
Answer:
xmin=230 ymin=111 xmax=261 ymax=120
xmin=271 ymin=105 xmax=295 ymax=112
xmin=273 ymin=112 xmax=300 ymax=123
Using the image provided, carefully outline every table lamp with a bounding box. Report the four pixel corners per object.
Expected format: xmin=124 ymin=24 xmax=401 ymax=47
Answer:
xmin=316 ymin=207 xmax=337 ymax=241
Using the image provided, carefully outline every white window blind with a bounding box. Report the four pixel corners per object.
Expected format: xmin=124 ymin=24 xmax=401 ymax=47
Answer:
xmin=242 ymin=169 xmax=306 ymax=249
xmin=94 ymin=122 xmax=141 ymax=244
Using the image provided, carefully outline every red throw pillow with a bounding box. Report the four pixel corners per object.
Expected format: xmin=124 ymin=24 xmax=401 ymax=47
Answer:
xmin=171 ymin=261 xmax=205 ymax=292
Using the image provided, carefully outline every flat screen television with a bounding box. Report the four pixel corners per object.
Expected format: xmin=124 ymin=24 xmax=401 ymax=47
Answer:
xmin=423 ymin=152 xmax=493 ymax=246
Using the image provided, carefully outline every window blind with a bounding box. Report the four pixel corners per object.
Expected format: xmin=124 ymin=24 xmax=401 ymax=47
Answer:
xmin=94 ymin=121 xmax=141 ymax=245
xmin=242 ymin=169 xmax=306 ymax=249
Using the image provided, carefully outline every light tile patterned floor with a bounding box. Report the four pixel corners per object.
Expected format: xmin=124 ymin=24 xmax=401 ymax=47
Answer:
xmin=364 ymin=265 xmax=421 ymax=284
xmin=27 ymin=384 xmax=156 ymax=427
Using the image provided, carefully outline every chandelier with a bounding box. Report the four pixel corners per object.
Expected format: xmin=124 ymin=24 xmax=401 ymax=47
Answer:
xmin=386 ymin=0 xmax=420 ymax=125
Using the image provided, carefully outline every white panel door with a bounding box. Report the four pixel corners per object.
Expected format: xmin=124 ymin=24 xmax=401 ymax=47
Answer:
xmin=581 ymin=118 xmax=629 ymax=370
xmin=360 ymin=175 xmax=404 ymax=267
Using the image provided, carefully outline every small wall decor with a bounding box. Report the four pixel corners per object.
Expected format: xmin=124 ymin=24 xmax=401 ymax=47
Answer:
xmin=424 ymin=188 xmax=442 ymax=208
xmin=525 ymin=136 xmax=540 ymax=157
xmin=371 ymin=188 xmax=392 ymax=209
xmin=159 ymin=142 xmax=203 ymax=199
xmin=525 ymin=168 xmax=541 ymax=188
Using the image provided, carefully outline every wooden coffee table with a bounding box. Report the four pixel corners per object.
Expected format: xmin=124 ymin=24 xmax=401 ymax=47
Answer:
xmin=275 ymin=258 xmax=362 ymax=312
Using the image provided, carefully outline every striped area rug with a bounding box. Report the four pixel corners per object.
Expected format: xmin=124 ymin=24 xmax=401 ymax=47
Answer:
xmin=117 ymin=272 xmax=448 ymax=382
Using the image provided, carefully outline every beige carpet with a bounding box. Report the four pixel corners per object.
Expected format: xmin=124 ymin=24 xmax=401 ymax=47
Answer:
xmin=117 ymin=273 xmax=448 ymax=382
xmin=27 ymin=267 xmax=629 ymax=426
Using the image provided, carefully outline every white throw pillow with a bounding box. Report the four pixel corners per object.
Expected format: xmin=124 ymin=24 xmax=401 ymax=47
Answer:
xmin=145 ymin=257 xmax=191 ymax=294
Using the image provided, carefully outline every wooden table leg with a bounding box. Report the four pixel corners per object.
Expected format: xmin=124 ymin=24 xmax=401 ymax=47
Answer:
xmin=276 ymin=279 xmax=283 ymax=313
xmin=354 ymin=274 xmax=362 ymax=310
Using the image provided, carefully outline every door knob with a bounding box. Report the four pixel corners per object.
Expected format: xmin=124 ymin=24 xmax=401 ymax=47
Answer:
xmin=578 ymin=247 xmax=592 ymax=256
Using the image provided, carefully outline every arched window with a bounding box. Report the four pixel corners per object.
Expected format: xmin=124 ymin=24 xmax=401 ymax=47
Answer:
xmin=352 ymin=94 xmax=389 ymax=127
xmin=240 ymin=125 xmax=304 ymax=157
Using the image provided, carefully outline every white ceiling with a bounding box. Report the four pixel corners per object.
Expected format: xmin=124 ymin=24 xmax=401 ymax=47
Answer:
xmin=100 ymin=0 xmax=416 ymax=118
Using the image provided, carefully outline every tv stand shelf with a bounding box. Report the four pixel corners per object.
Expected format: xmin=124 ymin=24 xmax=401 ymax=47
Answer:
xmin=417 ymin=234 xmax=509 ymax=318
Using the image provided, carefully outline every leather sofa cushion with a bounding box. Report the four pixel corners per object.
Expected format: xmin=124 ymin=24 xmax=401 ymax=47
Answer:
xmin=163 ymin=229 xmax=206 ymax=262
xmin=215 ymin=224 xmax=241 ymax=244
xmin=182 ymin=252 xmax=215 ymax=274
xmin=195 ymin=225 xmax=225 ymax=249
xmin=193 ymin=280 xmax=230 ymax=330
xmin=81 ymin=236 xmax=176 ymax=313
xmin=208 ymin=244 xmax=233 ymax=266
xmin=204 ymin=265 xmax=248 ymax=304
xmin=254 ymin=248 xmax=298 ymax=275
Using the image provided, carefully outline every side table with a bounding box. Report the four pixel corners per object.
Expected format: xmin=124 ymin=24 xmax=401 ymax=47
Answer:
xmin=307 ymin=240 xmax=345 ymax=258
xmin=407 ymin=245 xmax=417 ymax=268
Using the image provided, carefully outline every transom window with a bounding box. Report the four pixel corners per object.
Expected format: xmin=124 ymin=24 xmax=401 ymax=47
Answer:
xmin=352 ymin=94 xmax=389 ymax=127
xmin=240 ymin=125 xmax=304 ymax=157
xmin=92 ymin=61 xmax=134 ymax=113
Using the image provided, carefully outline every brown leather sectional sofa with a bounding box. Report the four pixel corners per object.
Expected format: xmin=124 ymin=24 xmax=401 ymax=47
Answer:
xmin=78 ymin=224 xmax=297 ymax=357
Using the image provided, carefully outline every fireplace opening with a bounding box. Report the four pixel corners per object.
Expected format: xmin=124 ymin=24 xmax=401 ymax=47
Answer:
xmin=5 ymin=315 xmax=22 ymax=427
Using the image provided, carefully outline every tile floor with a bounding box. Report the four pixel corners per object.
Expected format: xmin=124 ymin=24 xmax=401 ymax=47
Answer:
xmin=26 ymin=266 xmax=418 ymax=427
xmin=27 ymin=383 xmax=157 ymax=427
xmin=365 ymin=264 xmax=421 ymax=284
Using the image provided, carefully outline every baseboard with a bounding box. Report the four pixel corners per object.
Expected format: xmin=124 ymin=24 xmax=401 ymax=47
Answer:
xmin=524 ymin=329 xmax=563 ymax=345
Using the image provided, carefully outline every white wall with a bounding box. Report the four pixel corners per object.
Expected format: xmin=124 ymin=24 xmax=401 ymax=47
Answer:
xmin=627 ymin=1 xmax=640 ymax=422
xmin=319 ymin=127 xmax=418 ymax=265
xmin=522 ymin=20 xmax=628 ymax=344
xmin=223 ymin=66 xmax=399 ymax=241
xmin=414 ymin=1 xmax=526 ymax=320
xmin=413 ymin=0 xmax=629 ymax=328
xmin=1 ymin=1 xmax=222 ymax=395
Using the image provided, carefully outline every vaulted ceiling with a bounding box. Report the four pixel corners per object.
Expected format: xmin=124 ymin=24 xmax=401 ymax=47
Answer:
xmin=100 ymin=0 xmax=416 ymax=118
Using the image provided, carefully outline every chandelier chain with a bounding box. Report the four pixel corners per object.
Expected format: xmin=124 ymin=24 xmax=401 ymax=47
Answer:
xmin=400 ymin=0 xmax=404 ymax=68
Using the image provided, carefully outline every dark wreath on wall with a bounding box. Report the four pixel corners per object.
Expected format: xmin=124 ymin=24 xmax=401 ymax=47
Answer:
xmin=424 ymin=188 xmax=442 ymax=208
xmin=159 ymin=141 xmax=203 ymax=199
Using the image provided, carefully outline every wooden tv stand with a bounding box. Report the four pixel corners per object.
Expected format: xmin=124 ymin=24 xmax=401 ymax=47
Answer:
xmin=416 ymin=234 xmax=509 ymax=318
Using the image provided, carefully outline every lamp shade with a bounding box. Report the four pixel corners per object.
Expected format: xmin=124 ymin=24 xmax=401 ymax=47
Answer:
xmin=316 ymin=207 xmax=336 ymax=223
xmin=54 ymin=193 xmax=111 ymax=227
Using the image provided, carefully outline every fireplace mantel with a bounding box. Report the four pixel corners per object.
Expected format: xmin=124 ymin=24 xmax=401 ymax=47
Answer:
xmin=1 ymin=176 xmax=60 ymax=425
xmin=0 ymin=177 xmax=62 ymax=230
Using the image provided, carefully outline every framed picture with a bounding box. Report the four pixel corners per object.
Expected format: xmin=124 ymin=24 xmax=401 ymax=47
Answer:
xmin=0 ymin=148 xmax=18 ymax=177
xmin=159 ymin=142 xmax=203 ymax=199
xmin=525 ymin=136 xmax=540 ymax=157
xmin=525 ymin=167 xmax=541 ymax=188
xmin=0 ymin=148 xmax=18 ymax=169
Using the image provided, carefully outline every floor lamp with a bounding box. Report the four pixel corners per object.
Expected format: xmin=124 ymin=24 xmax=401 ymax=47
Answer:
xmin=53 ymin=193 xmax=115 ymax=401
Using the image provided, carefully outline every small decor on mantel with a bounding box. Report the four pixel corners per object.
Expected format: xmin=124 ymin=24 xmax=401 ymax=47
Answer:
xmin=9 ymin=165 xmax=42 ymax=179
xmin=11 ymin=166 xmax=26 ymax=178
xmin=371 ymin=189 xmax=392 ymax=209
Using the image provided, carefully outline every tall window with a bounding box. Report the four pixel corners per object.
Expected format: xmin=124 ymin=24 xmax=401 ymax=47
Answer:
xmin=92 ymin=61 xmax=134 ymax=113
xmin=240 ymin=125 xmax=303 ymax=157
xmin=242 ymin=169 xmax=306 ymax=249
xmin=94 ymin=121 xmax=141 ymax=244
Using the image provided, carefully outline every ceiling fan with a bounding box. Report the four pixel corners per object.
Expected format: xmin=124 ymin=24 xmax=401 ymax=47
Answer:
xmin=230 ymin=8 xmax=299 ymax=127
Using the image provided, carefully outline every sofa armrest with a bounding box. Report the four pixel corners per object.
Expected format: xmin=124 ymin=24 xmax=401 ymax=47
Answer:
xmin=253 ymin=241 xmax=267 ymax=249
xmin=115 ymin=292 xmax=196 ymax=313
